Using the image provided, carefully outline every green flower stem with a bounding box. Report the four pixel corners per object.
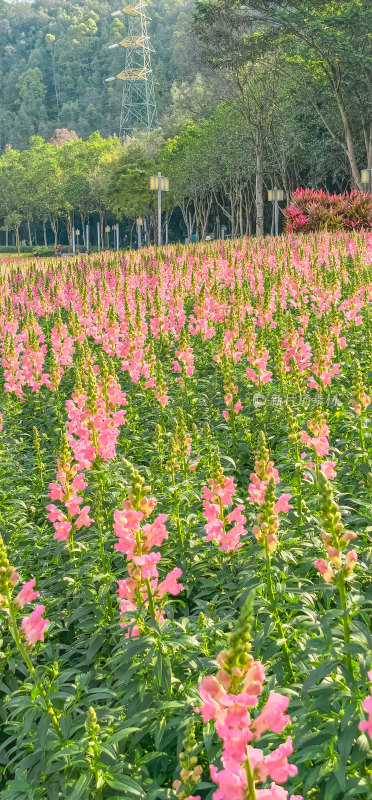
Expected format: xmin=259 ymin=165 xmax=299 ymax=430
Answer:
xmin=7 ymin=594 xmax=62 ymax=738
xmin=337 ymin=570 xmax=353 ymax=676
xmin=171 ymin=473 xmax=184 ymax=547
xmin=96 ymin=469 xmax=114 ymax=622
xmin=294 ymin=440 xmax=303 ymax=532
xmin=358 ymin=417 xmax=366 ymax=462
xmin=230 ymin=405 xmax=237 ymax=452
xmin=55 ymin=385 xmax=62 ymax=428
xmin=159 ymin=403 xmax=165 ymax=433
xmin=145 ymin=578 xmax=156 ymax=619
xmin=244 ymin=754 xmax=256 ymax=800
xmin=264 ymin=540 xmax=295 ymax=680
xmin=183 ymin=368 xmax=191 ymax=415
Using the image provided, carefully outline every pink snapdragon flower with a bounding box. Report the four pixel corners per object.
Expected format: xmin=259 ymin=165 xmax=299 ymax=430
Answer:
xmin=320 ymin=461 xmax=336 ymax=479
xmin=21 ymin=604 xmax=50 ymax=646
xmin=251 ymin=693 xmax=291 ymax=738
xmin=359 ymin=670 xmax=372 ymax=739
xmin=15 ymin=578 xmax=39 ymax=609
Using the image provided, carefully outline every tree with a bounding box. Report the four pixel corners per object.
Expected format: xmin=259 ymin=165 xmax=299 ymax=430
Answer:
xmin=21 ymin=137 xmax=65 ymax=247
xmin=196 ymin=0 xmax=371 ymax=188
xmin=195 ymin=2 xmax=289 ymax=234
xmin=0 ymin=147 xmax=27 ymax=252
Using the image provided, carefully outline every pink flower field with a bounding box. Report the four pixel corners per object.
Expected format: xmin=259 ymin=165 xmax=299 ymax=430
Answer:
xmin=0 ymin=232 xmax=371 ymax=799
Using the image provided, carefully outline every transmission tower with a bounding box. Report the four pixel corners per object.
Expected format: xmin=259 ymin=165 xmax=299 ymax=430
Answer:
xmin=107 ymin=2 xmax=158 ymax=139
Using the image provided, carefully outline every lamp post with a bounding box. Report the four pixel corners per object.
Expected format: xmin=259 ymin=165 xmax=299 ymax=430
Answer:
xmin=105 ymin=225 xmax=110 ymax=250
xmin=76 ymin=229 xmax=80 ymax=250
xmin=136 ymin=218 xmax=143 ymax=249
xmin=115 ymin=223 xmax=119 ymax=251
xmin=268 ymin=186 xmax=285 ymax=236
xmin=97 ymin=222 xmax=101 ymax=252
xmin=361 ymin=168 xmax=372 ymax=194
xmin=72 ymin=226 xmax=76 ymax=255
xmin=150 ymin=172 xmax=169 ymax=247
xmin=86 ymin=224 xmax=90 ymax=252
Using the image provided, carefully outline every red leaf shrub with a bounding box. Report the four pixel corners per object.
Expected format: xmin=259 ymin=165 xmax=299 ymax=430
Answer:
xmin=284 ymin=188 xmax=372 ymax=233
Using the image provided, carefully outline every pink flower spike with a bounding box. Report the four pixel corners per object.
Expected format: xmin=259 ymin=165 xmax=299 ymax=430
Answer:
xmin=15 ymin=579 xmax=40 ymax=609
xmin=21 ymin=604 xmax=50 ymax=646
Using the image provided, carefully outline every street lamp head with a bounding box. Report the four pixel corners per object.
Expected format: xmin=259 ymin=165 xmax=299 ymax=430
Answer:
xmin=268 ymin=188 xmax=284 ymax=202
xmin=149 ymin=175 xmax=169 ymax=191
xmin=361 ymin=168 xmax=371 ymax=184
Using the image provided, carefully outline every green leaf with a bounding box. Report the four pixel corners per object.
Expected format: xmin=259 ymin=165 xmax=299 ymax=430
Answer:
xmin=70 ymin=773 xmax=92 ymax=800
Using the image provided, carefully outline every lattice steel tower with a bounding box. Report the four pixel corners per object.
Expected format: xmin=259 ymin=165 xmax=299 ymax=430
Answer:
xmin=109 ymin=2 xmax=158 ymax=138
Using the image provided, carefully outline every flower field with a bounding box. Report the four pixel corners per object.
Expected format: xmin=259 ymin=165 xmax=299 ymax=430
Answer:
xmin=0 ymin=232 xmax=371 ymax=800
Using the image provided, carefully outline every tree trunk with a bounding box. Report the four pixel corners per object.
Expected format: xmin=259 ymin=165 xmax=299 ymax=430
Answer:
xmin=366 ymin=121 xmax=372 ymax=170
xmin=195 ymin=194 xmax=212 ymax=240
xmin=239 ymin=191 xmax=244 ymax=237
xmin=50 ymin=217 xmax=58 ymax=248
xmin=65 ymin=215 xmax=72 ymax=246
xmin=255 ymin=133 xmax=264 ymax=237
xmin=27 ymin=220 xmax=32 ymax=245
xmin=81 ymin=215 xmax=86 ymax=247
xmin=333 ymin=83 xmax=362 ymax=190
xmin=100 ymin=213 xmax=104 ymax=246
xmin=5 ymin=228 xmax=8 ymax=247
xmin=43 ymin=220 xmax=47 ymax=246
xmin=15 ymin=226 xmax=20 ymax=255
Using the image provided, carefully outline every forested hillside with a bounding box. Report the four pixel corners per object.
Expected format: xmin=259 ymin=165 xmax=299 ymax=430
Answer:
xmin=0 ymin=0 xmax=205 ymax=150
